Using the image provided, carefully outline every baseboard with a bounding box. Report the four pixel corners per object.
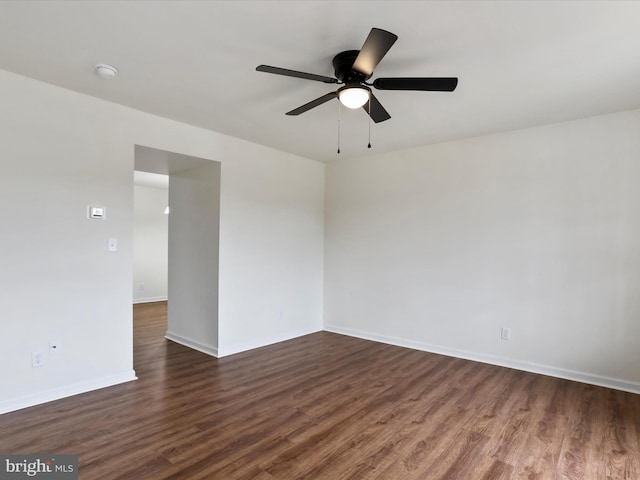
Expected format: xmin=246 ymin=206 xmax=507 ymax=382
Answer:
xmin=0 ymin=370 xmax=138 ymax=415
xmin=133 ymin=296 xmax=167 ymax=304
xmin=218 ymin=326 xmax=322 ymax=357
xmin=165 ymin=331 xmax=219 ymax=357
xmin=324 ymin=325 xmax=640 ymax=395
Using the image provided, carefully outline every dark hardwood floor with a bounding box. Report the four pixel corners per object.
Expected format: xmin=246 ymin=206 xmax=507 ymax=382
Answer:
xmin=1 ymin=301 xmax=639 ymax=479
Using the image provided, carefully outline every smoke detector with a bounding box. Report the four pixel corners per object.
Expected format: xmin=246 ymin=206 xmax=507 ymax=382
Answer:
xmin=95 ymin=64 xmax=118 ymax=79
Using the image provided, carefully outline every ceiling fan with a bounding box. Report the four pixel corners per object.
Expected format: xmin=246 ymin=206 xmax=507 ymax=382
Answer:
xmin=256 ymin=28 xmax=458 ymax=123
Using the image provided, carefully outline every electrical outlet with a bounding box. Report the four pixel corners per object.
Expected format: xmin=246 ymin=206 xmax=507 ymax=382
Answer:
xmin=140 ymin=282 xmax=145 ymax=291
xmin=501 ymin=327 xmax=511 ymax=341
xmin=32 ymin=351 xmax=45 ymax=367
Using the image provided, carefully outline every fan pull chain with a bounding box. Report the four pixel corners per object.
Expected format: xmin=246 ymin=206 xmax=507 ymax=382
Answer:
xmin=368 ymin=96 xmax=372 ymax=149
xmin=337 ymin=100 xmax=341 ymax=154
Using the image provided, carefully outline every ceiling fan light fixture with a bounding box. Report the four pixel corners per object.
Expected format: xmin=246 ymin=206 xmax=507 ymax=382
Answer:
xmin=256 ymin=27 xmax=457 ymax=125
xmin=338 ymin=85 xmax=370 ymax=109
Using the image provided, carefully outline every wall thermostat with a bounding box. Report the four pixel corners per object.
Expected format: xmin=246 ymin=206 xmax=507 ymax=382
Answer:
xmin=88 ymin=206 xmax=106 ymax=219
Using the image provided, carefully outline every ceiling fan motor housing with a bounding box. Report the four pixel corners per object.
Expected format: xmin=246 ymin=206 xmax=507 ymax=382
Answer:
xmin=333 ymin=50 xmax=369 ymax=83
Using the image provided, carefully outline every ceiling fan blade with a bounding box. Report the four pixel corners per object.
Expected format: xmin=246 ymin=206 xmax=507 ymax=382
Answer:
xmin=362 ymin=93 xmax=391 ymax=123
xmin=352 ymin=28 xmax=398 ymax=78
xmin=286 ymin=92 xmax=337 ymax=116
xmin=256 ymin=65 xmax=338 ymax=83
xmin=373 ymin=77 xmax=458 ymax=92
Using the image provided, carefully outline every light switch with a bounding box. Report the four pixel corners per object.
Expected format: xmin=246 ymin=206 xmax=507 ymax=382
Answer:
xmin=108 ymin=238 xmax=118 ymax=252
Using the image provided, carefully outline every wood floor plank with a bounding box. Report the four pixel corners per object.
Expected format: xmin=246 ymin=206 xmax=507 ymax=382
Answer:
xmin=1 ymin=301 xmax=639 ymax=479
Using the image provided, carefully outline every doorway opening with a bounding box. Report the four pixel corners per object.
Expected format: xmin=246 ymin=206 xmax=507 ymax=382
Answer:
xmin=133 ymin=171 xmax=169 ymax=306
xmin=134 ymin=145 xmax=221 ymax=367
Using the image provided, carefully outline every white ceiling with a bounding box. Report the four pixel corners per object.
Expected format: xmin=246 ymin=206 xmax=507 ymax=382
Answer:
xmin=1 ymin=1 xmax=639 ymax=163
xmin=133 ymin=171 xmax=168 ymax=189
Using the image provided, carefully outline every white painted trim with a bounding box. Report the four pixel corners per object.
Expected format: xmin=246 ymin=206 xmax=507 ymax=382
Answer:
xmin=165 ymin=331 xmax=219 ymax=357
xmin=0 ymin=370 xmax=138 ymax=415
xmin=218 ymin=327 xmax=322 ymax=358
xmin=324 ymin=325 xmax=640 ymax=395
xmin=133 ymin=296 xmax=168 ymax=304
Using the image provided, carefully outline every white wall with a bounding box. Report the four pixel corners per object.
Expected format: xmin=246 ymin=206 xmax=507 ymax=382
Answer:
xmin=217 ymin=144 xmax=325 ymax=356
xmin=325 ymin=109 xmax=640 ymax=393
xmin=0 ymin=68 xmax=324 ymax=413
xmin=167 ymin=162 xmax=221 ymax=356
xmin=133 ymin=182 xmax=168 ymax=303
